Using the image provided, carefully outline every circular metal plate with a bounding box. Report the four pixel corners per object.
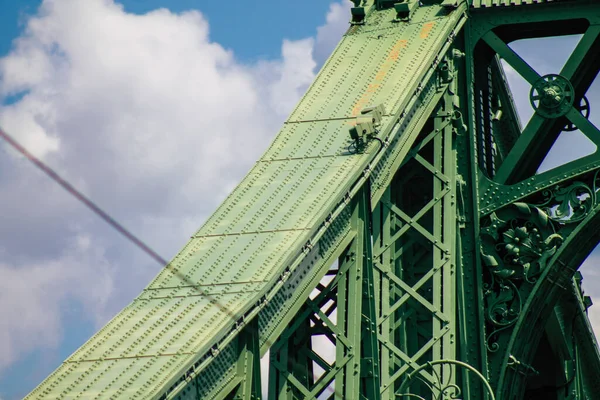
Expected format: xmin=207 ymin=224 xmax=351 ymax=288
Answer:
xmin=530 ymin=74 xmax=574 ymax=119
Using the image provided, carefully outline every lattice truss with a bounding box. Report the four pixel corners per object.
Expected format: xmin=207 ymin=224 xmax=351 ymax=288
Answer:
xmin=269 ymin=188 xmax=381 ymax=400
xmin=267 ymin=87 xmax=462 ymax=399
xmin=372 ymin=92 xmax=457 ymax=398
xmin=24 ymin=1 xmax=600 ymax=399
xmin=469 ymin=5 xmax=600 ymax=397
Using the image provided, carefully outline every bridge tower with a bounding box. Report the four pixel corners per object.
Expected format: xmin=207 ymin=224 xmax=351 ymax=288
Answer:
xmin=26 ymin=0 xmax=600 ymax=399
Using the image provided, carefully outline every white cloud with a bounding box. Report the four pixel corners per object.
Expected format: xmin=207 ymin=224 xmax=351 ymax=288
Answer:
xmin=0 ymin=0 xmax=351 ymax=393
xmin=0 ymin=97 xmax=59 ymax=159
xmin=0 ymin=234 xmax=115 ymax=372
xmin=2 ymin=1 xmax=598 ymax=396
xmin=314 ymin=0 xmax=353 ymax=64
xmin=263 ymin=38 xmax=317 ymax=115
xmin=2 ymin=0 xmax=597 ymax=397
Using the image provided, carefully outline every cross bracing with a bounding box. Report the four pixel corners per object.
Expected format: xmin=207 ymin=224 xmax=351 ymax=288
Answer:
xmin=26 ymin=0 xmax=600 ymax=399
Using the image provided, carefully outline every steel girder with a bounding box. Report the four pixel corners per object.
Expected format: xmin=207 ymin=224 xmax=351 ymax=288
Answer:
xmin=469 ymin=2 xmax=600 ymax=398
xmin=268 ymin=2 xmax=600 ymax=398
xmin=26 ymin=1 xmax=600 ymax=399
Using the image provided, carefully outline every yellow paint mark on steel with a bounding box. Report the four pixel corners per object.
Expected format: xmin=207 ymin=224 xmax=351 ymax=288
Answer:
xmin=420 ymin=22 xmax=435 ymax=39
xmin=349 ymin=39 xmax=408 ymax=121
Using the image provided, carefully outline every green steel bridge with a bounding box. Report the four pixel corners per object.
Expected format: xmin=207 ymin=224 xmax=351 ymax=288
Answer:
xmin=26 ymin=0 xmax=600 ymax=398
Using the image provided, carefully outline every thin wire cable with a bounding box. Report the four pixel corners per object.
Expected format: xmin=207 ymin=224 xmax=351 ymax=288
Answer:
xmin=0 ymin=126 xmax=239 ymax=323
xmin=0 ymin=126 xmax=347 ymax=398
xmin=0 ymin=128 xmax=169 ymax=266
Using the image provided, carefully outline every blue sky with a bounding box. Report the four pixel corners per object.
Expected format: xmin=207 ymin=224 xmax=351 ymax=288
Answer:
xmin=0 ymin=1 xmax=350 ymax=398
xmin=0 ymin=0 xmax=39 ymax=55
xmin=0 ymin=0 xmax=334 ymax=61
xmin=0 ymin=1 xmax=598 ymax=399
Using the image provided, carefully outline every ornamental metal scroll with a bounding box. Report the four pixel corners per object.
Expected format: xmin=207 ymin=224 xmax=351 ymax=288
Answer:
xmin=396 ymin=360 xmax=496 ymax=400
xmin=535 ymin=181 xmax=596 ymax=224
xmin=479 ymin=177 xmax=599 ymax=352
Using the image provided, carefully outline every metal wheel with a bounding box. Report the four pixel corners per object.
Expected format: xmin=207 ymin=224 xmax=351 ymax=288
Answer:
xmin=530 ymin=74 xmax=574 ymax=119
xmin=564 ymin=96 xmax=590 ymax=132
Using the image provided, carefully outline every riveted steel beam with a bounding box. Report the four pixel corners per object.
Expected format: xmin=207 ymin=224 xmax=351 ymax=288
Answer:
xmin=25 ymin=1 xmax=600 ymax=399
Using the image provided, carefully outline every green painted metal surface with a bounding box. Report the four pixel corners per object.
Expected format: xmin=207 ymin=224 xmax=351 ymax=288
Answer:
xmin=26 ymin=0 xmax=600 ymax=398
xmin=470 ymin=0 xmax=578 ymax=8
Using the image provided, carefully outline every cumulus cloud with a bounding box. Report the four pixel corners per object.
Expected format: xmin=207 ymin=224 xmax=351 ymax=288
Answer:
xmin=262 ymin=38 xmax=317 ymax=115
xmin=314 ymin=0 xmax=353 ymax=65
xmin=0 ymin=234 xmax=115 ymax=372
xmin=2 ymin=0 xmax=598 ymax=398
xmin=0 ymin=0 xmax=351 ymax=395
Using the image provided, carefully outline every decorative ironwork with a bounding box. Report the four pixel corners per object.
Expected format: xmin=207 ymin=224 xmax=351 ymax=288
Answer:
xmin=530 ymin=74 xmax=574 ymax=119
xmin=507 ymin=355 xmax=540 ymax=377
xmin=536 ymin=181 xmax=596 ymax=224
xmin=397 ymin=360 xmax=496 ymax=400
xmin=481 ymin=179 xmax=599 ymax=286
xmin=480 ymin=178 xmax=599 ymax=352
xmin=481 ymin=203 xmax=563 ymax=351
xmin=24 ymin=1 xmax=600 ymax=398
xmin=481 ymin=204 xmax=563 ymax=283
